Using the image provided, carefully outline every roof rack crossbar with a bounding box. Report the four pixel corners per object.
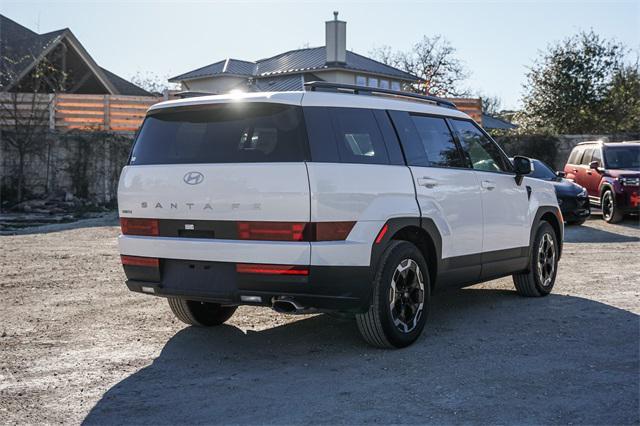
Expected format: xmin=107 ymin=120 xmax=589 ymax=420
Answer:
xmin=303 ymin=81 xmax=457 ymax=109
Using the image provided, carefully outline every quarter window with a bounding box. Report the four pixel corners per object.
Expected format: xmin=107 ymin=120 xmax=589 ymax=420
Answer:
xmin=450 ymin=119 xmax=512 ymax=172
xmin=410 ymin=115 xmax=465 ymax=168
xmin=567 ymin=148 xmax=582 ymax=165
xmin=330 ymin=108 xmax=389 ymax=164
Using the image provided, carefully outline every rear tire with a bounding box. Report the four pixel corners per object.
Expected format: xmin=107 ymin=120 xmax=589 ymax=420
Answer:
xmin=356 ymin=241 xmax=430 ymax=349
xmin=512 ymin=222 xmax=558 ymax=297
xmin=601 ymin=190 xmax=624 ymax=223
xmin=168 ymin=298 xmax=237 ymax=326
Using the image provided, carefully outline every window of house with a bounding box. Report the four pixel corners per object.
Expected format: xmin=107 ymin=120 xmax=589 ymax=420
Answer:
xmin=355 ymin=75 xmax=367 ymax=86
xmin=368 ymin=78 xmax=378 ymax=88
xmin=410 ymin=115 xmax=465 ymax=168
xmin=450 ymin=119 xmax=512 ymax=172
xmin=379 ymin=80 xmax=389 ymax=89
xmin=391 ymin=81 xmax=401 ymax=91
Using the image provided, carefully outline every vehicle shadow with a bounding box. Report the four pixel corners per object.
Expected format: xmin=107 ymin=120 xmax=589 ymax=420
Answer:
xmin=564 ymin=223 xmax=639 ymax=243
xmin=83 ymin=289 xmax=639 ymax=425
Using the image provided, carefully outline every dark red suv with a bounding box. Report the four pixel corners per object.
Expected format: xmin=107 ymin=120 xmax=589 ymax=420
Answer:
xmin=564 ymin=141 xmax=640 ymax=223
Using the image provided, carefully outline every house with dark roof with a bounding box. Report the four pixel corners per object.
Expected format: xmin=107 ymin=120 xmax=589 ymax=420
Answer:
xmin=170 ymin=12 xmax=418 ymax=94
xmin=0 ymin=14 xmax=150 ymax=95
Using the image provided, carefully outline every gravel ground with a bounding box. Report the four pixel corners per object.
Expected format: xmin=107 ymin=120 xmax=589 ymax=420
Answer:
xmin=1 ymin=214 xmax=638 ymax=425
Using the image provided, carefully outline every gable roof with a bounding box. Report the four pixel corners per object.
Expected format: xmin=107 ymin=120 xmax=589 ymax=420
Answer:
xmin=170 ymin=46 xmax=418 ymax=83
xmin=482 ymin=113 xmax=517 ymax=130
xmin=0 ymin=14 xmax=150 ymax=96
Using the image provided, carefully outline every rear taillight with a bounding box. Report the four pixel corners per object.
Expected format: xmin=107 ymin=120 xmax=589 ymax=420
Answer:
xmin=236 ymin=263 xmax=309 ymax=276
xmin=120 ymin=218 xmax=159 ymax=236
xmin=236 ymin=221 xmax=355 ymax=241
xmin=237 ymin=221 xmax=307 ymax=241
xmin=121 ymin=255 xmax=160 ymax=267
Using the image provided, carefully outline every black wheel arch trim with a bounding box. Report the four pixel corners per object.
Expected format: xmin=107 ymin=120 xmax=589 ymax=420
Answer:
xmin=530 ymin=206 xmax=564 ymax=260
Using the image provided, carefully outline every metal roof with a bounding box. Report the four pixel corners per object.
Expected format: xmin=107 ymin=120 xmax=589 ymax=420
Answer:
xmin=481 ymin=113 xmax=517 ymax=130
xmin=170 ymin=46 xmax=418 ymax=83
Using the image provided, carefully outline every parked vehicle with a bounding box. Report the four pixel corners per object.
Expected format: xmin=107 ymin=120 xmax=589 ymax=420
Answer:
xmin=519 ymin=158 xmax=590 ymax=225
xmin=564 ymin=141 xmax=640 ymax=223
xmin=117 ymin=82 xmax=563 ymax=348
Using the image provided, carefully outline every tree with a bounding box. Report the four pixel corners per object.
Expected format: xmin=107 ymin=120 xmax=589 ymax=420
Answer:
xmin=518 ymin=30 xmax=639 ymax=134
xmin=130 ymin=71 xmax=179 ymax=95
xmin=371 ymin=35 xmax=470 ymax=97
xmin=1 ymin=53 xmax=65 ymax=204
xmin=479 ymin=94 xmax=502 ymax=116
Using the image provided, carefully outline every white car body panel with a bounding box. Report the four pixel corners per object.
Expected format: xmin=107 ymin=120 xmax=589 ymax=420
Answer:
xmin=409 ymin=166 xmax=484 ymax=258
xmin=474 ymin=170 xmax=530 ymax=252
xmin=306 ymin=163 xmax=419 ymax=266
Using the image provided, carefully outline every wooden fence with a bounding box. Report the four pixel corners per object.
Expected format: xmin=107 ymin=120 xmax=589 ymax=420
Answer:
xmin=446 ymin=98 xmax=483 ymax=124
xmin=0 ymin=93 xmax=162 ymax=133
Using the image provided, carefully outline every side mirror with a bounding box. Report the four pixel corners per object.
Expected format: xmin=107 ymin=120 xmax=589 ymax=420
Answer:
xmin=513 ymin=156 xmax=532 ymax=185
xmin=556 ymin=171 xmax=566 ymax=178
xmin=589 ymin=161 xmax=600 ymax=170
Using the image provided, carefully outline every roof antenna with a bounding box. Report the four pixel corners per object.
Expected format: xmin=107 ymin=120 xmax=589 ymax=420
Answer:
xmin=333 ymin=11 xmax=338 ymax=21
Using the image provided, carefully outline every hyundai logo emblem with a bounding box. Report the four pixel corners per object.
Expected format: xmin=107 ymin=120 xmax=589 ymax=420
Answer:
xmin=183 ymin=171 xmax=204 ymax=185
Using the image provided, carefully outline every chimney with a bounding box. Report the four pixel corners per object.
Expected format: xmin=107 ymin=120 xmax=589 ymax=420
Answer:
xmin=325 ymin=11 xmax=346 ymax=65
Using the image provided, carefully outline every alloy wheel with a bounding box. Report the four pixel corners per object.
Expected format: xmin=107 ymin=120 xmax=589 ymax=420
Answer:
xmin=389 ymin=259 xmax=425 ymax=333
xmin=536 ymin=233 xmax=556 ymax=287
xmin=602 ymin=192 xmax=613 ymax=221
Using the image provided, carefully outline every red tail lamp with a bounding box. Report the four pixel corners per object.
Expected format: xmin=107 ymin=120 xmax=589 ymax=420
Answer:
xmin=121 ymin=255 xmax=159 ymax=268
xmin=237 ymin=221 xmax=307 ymax=241
xmin=120 ymin=218 xmax=159 ymax=236
xmin=236 ymin=263 xmax=309 ymax=276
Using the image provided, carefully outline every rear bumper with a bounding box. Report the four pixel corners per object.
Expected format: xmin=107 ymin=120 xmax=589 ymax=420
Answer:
xmin=123 ymin=259 xmax=372 ymax=313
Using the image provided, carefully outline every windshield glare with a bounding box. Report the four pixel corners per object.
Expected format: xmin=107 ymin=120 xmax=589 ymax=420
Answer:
xmin=604 ymin=146 xmax=640 ymax=170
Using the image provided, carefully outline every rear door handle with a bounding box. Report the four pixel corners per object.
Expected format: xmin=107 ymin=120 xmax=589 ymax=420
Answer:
xmin=417 ymin=177 xmax=438 ymax=188
xmin=481 ymin=180 xmax=496 ymax=190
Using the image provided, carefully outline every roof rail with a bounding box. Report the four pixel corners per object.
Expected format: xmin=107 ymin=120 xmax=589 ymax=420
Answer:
xmin=303 ymin=81 xmax=457 ymax=109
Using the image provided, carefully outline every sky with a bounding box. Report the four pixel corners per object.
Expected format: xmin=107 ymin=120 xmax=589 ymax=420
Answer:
xmin=2 ymin=0 xmax=639 ymax=109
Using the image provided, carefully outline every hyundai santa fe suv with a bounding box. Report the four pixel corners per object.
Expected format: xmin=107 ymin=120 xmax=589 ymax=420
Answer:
xmin=118 ymin=82 xmax=563 ymax=348
xmin=564 ymin=141 xmax=640 ymax=223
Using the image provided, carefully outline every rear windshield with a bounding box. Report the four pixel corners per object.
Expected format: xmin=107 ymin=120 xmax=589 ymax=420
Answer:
xmin=130 ymin=103 xmax=308 ymax=165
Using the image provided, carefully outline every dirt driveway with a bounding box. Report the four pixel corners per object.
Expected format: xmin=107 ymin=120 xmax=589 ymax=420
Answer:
xmin=1 ymin=215 xmax=638 ymax=425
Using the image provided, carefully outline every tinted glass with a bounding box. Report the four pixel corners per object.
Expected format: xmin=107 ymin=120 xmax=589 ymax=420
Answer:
xmin=603 ymin=146 xmax=640 ymax=169
xmin=373 ymin=110 xmax=405 ymax=165
xmin=592 ymin=148 xmax=602 ymax=163
xmin=330 ymin=108 xmax=389 ymax=165
xmin=304 ymin=107 xmax=339 ymax=162
xmin=130 ymin=103 xmax=307 ymax=165
xmin=529 ymin=159 xmax=557 ymax=180
xmin=580 ymin=148 xmax=594 ymax=165
xmin=410 ymin=115 xmax=464 ymax=168
xmin=567 ymin=147 xmax=582 ymax=164
xmin=450 ymin=119 xmax=512 ymax=172
xmin=388 ymin=110 xmax=428 ymax=166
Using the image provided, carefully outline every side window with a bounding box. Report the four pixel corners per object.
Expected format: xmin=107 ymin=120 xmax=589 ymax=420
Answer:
xmin=387 ymin=110 xmax=428 ymax=166
xmin=410 ymin=115 xmax=465 ymax=168
xmin=580 ymin=148 xmax=594 ymax=165
xmin=450 ymin=119 xmax=512 ymax=172
xmin=567 ymin=148 xmax=582 ymax=165
xmin=592 ymin=148 xmax=602 ymax=164
xmin=303 ymin=107 xmax=391 ymax=165
xmin=329 ymin=108 xmax=389 ymax=165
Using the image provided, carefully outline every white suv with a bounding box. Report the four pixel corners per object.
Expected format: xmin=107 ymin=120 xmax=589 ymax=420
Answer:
xmin=117 ymin=82 xmax=563 ymax=348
